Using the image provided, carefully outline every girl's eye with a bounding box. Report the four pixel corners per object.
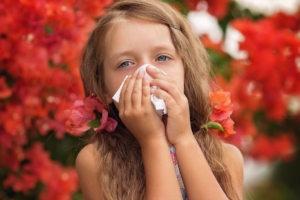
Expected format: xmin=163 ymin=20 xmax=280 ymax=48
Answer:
xmin=156 ymin=55 xmax=169 ymax=62
xmin=119 ymin=61 xmax=133 ymax=68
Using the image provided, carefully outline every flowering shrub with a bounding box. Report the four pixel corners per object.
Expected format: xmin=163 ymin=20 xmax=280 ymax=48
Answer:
xmin=0 ymin=0 xmax=112 ymax=199
xmin=1 ymin=0 xmax=300 ymax=199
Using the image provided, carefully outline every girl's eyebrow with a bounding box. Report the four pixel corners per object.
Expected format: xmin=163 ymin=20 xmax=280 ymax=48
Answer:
xmin=151 ymin=44 xmax=176 ymax=52
xmin=110 ymin=50 xmax=135 ymax=60
xmin=110 ymin=44 xmax=176 ymax=60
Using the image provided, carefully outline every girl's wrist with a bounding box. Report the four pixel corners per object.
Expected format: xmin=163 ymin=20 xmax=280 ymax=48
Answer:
xmin=140 ymin=135 xmax=168 ymax=152
xmin=173 ymin=132 xmax=196 ymax=149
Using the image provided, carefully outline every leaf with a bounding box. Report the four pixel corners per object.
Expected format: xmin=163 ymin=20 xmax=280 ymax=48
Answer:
xmin=207 ymin=121 xmax=224 ymax=131
xmin=87 ymin=120 xmax=101 ymax=128
xmin=44 ymin=25 xmax=54 ymax=35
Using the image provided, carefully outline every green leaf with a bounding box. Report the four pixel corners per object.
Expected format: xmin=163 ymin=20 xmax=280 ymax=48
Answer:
xmin=44 ymin=25 xmax=54 ymax=35
xmin=87 ymin=120 xmax=101 ymax=128
xmin=207 ymin=122 xmax=224 ymax=131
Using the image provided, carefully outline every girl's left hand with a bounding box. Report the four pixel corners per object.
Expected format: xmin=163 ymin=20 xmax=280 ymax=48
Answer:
xmin=146 ymin=65 xmax=194 ymax=146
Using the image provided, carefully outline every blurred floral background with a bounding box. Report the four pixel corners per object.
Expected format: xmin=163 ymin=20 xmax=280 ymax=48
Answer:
xmin=1 ymin=0 xmax=300 ymax=199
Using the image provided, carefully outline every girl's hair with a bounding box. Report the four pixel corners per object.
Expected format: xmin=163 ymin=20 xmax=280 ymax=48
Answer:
xmin=80 ymin=0 xmax=239 ymax=199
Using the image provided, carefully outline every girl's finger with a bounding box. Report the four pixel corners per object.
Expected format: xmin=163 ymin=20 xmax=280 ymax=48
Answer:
xmin=131 ymin=70 xmax=144 ymax=109
xmin=146 ymin=65 xmax=168 ymax=81
xmin=151 ymin=88 xmax=178 ymax=114
xmin=142 ymin=75 xmax=151 ymax=107
xmin=118 ymin=75 xmax=131 ymax=114
xmin=150 ymin=79 xmax=183 ymax=105
xmin=146 ymin=65 xmax=181 ymax=90
xmin=124 ymin=71 xmax=139 ymax=110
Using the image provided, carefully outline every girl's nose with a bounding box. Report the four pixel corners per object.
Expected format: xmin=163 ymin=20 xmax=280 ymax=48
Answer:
xmin=138 ymin=58 xmax=156 ymax=69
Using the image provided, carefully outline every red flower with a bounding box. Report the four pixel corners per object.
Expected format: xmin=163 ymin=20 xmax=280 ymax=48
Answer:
xmin=208 ymin=91 xmax=236 ymax=137
xmin=3 ymin=173 xmax=38 ymax=195
xmin=249 ymin=134 xmax=295 ymax=161
xmin=0 ymin=76 xmax=12 ymax=99
xmin=184 ymin=0 xmax=231 ymax=19
xmin=231 ymin=17 xmax=300 ymax=121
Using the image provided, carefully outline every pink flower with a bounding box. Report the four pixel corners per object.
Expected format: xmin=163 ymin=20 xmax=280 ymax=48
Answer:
xmin=65 ymin=94 xmax=117 ymax=136
xmin=84 ymin=95 xmax=106 ymax=113
xmin=94 ymin=109 xmax=118 ymax=133
xmin=64 ymin=100 xmax=96 ymax=136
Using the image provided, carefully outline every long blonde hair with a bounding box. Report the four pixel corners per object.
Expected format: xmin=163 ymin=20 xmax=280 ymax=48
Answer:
xmin=79 ymin=0 xmax=239 ymax=199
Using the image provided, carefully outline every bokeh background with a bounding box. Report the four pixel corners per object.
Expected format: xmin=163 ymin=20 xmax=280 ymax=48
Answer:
xmin=1 ymin=0 xmax=300 ymax=199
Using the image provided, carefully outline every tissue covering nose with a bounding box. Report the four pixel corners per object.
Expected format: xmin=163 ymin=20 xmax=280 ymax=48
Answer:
xmin=112 ymin=64 xmax=167 ymax=118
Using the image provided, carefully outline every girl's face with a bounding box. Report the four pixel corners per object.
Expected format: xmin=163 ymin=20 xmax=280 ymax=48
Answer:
xmin=103 ymin=18 xmax=185 ymax=110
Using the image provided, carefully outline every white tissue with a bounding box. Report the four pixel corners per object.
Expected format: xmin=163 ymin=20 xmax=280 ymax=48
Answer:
xmin=112 ymin=64 xmax=167 ymax=118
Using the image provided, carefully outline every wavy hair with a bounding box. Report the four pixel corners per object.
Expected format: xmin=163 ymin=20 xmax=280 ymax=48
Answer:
xmin=79 ymin=0 xmax=239 ymax=199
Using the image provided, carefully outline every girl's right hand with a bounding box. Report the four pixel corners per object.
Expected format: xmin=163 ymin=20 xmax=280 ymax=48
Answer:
xmin=118 ymin=70 xmax=166 ymax=147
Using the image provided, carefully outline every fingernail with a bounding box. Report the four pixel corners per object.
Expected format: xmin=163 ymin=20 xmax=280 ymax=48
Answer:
xmin=138 ymin=70 xmax=143 ymax=74
xmin=143 ymin=76 xmax=147 ymax=80
xmin=160 ymin=70 xmax=167 ymax=75
xmin=148 ymin=65 xmax=155 ymax=70
xmin=134 ymin=70 xmax=139 ymax=74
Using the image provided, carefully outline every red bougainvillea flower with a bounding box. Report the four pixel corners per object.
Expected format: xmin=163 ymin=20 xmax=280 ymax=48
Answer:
xmin=184 ymin=0 xmax=231 ymax=19
xmin=0 ymin=76 xmax=12 ymax=99
xmin=3 ymin=142 xmax=80 ymax=196
xmin=231 ymin=16 xmax=300 ymax=121
xmin=94 ymin=109 xmax=118 ymax=133
xmin=208 ymin=90 xmax=236 ymax=137
xmin=3 ymin=172 xmax=38 ymax=195
xmin=249 ymin=134 xmax=295 ymax=162
xmin=0 ymin=147 xmax=24 ymax=171
xmin=38 ymin=165 xmax=79 ymax=200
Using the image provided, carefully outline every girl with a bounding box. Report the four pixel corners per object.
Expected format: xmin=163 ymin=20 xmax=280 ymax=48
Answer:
xmin=76 ymin=0 xmax=244 ymax=199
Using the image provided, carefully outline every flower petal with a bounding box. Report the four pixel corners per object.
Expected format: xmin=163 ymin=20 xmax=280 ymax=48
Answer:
xmin=70 ymin=108 xmax=95 ymax=126
xmin=210 ymin=110 xmax=233 ymax=122
xmin=84 ymin=95 xmax=106 ymax=113
xmin=70 ymin=126 xmax=90 ymax=136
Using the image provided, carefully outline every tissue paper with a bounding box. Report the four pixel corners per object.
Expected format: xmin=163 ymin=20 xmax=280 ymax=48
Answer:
xmin=112 ymin=64 xmax=167 ymax=118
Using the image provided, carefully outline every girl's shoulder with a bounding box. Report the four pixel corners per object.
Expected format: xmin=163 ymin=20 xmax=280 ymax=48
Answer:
xmin=76 ymin=143 xmax=102 ymax=200
xmin=221 ymin=141 xmax=244 ymax=199
xmin=76 ymin=143 xmax=99 ymax=167
xmin=221 ymin=142 xmax=244 ymax=163
xmin=221 ymin=141 xmax=244 ymax=174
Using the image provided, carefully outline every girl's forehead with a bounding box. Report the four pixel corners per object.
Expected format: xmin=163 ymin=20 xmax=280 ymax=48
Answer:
xmin=105 ymin=18 xmax=176 ymax=58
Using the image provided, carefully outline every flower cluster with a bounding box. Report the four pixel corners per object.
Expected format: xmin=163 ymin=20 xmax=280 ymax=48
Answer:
xmin=0 ymin=0 xmax=112 ymax=198
xmin=65 ymin=94 xmax=118 ymax=136
xmin=249 ymin=134 xmax=295 ymax=162
xmin=206 ymin=90 xmax=236 ymax=138
xmin=230 ymin=13 xmax=300 ymax=121
xmin=2 ymin=143 xmax=79 ymax=200
xmin=205 ymin=10 xmax=300 ymax=160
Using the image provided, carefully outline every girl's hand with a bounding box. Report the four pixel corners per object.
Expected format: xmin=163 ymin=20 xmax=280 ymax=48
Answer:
xmin=118 ymin=70 xmax=166 ymax=147
xmin=146 ymin=66 xmax=194 ymax=146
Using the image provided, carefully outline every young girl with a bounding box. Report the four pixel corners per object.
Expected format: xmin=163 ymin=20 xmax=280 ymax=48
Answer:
xmin=76 ymin=0 xmax=244 ymax=199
